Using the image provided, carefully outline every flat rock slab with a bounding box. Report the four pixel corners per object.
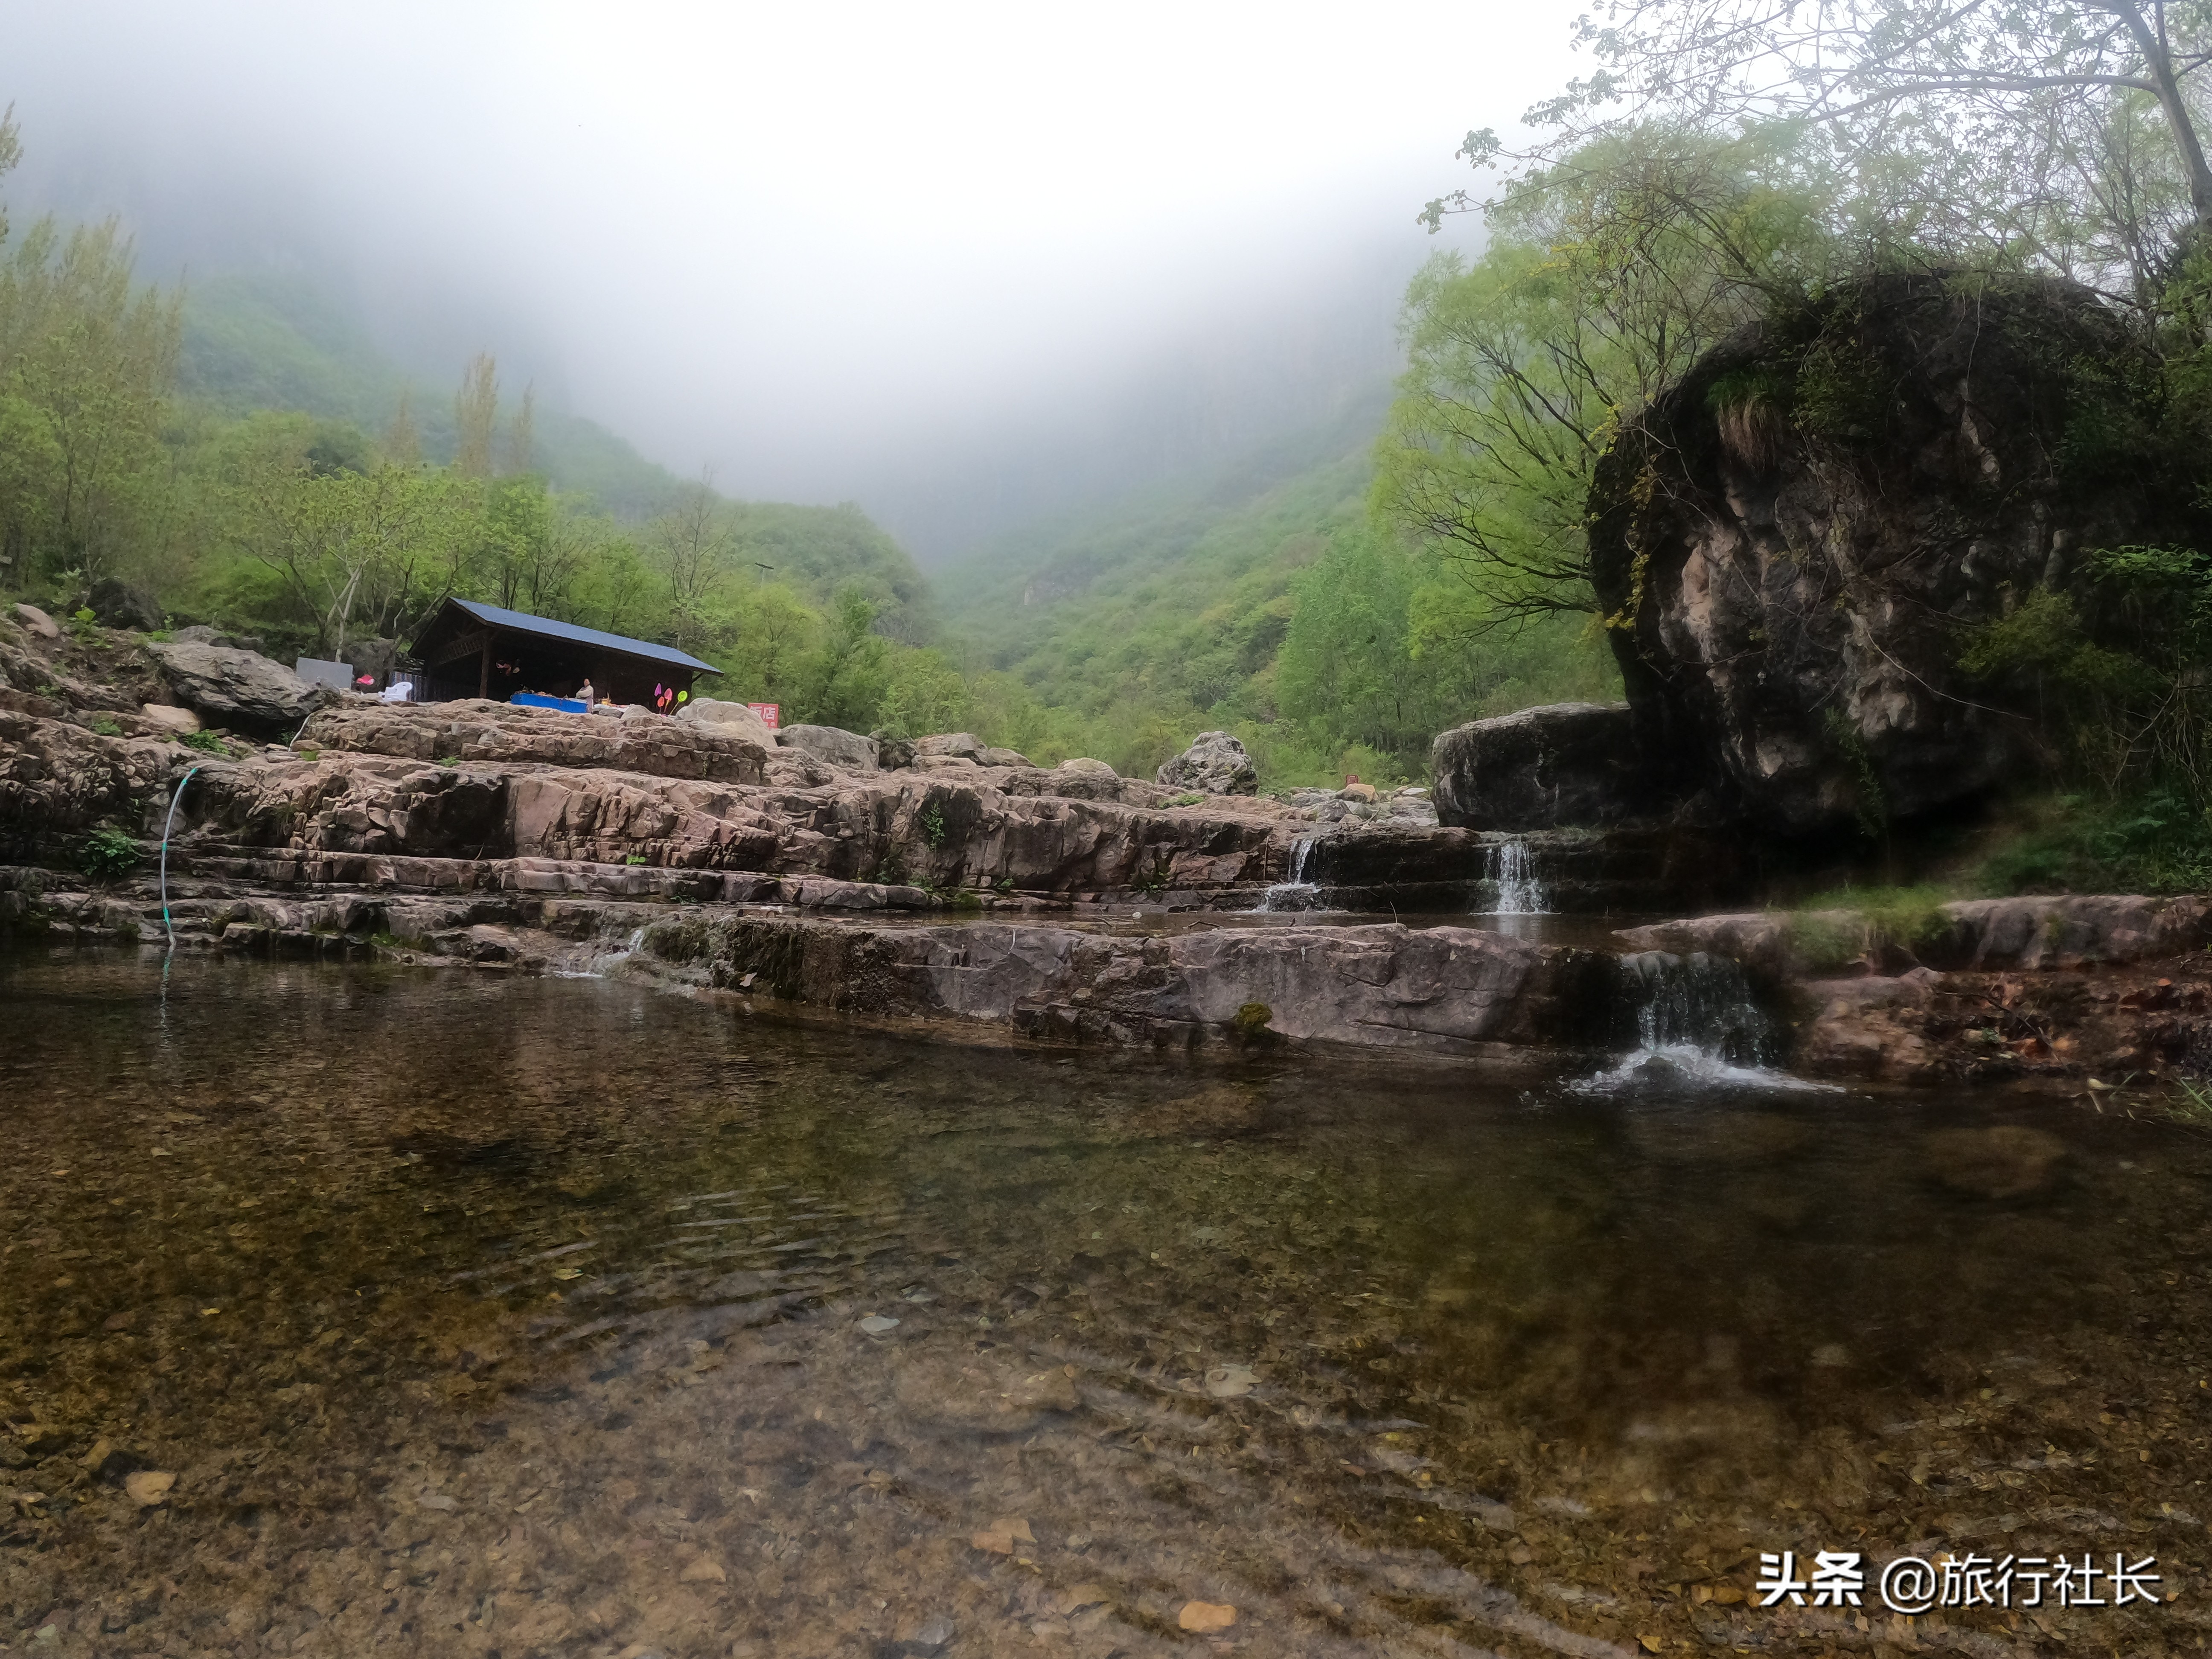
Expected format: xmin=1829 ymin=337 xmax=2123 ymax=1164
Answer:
xmin=1618 ymin=895 xmax=2212 ymax=980
xmin=305 ymin=699 xmax=766 ymax=784
xmin=653 ymin=912 xmax=1624 ymax=1056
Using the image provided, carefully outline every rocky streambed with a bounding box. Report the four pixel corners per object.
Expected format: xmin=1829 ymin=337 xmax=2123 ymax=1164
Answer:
xmin=6 ymin=952 xmax=2212 ymax=1659
xmin=6 ymin=622 xmax=2212 ymax=1086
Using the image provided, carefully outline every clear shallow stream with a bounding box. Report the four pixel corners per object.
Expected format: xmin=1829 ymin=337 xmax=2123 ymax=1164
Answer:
xmin=3 ymin=948 xmax=2210 ymax=1658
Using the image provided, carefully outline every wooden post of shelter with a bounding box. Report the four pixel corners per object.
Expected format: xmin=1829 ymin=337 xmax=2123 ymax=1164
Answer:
xmin=479 ymin=639 xmax=490 ymax=699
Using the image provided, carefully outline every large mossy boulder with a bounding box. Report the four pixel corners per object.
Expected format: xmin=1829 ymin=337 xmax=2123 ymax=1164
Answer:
xmin=1588 ymin=271 xmax=2203 ymax=837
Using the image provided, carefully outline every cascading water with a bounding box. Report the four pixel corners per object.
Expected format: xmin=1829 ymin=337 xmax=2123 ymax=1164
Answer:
xmin=554 ymin=926 xmax=648 ymax=978
xmin=1577 ymin=950 xmax=1833 ymax=1092
xmin=1485 ymin=837 xmax=1547 ymax=916
xmin=1260 ymin=834 xmax=1322 ymax=912
xmin=1627 ymin=951 xmax=1778 ymax=1063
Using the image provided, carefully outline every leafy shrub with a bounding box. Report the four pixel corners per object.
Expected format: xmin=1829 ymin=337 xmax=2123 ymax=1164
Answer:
xmin=180 ymin=729 xmax=230 ymax=757
xmin=86 ymin=714 xmax=123 ymax=737
xmin=1976 ymin=789 xmax=2212 ymax=895
xmin=80 ymin=827 xmax=140 ymax=880
xmin=1959 ymin=548 xmax=2212 ymax=874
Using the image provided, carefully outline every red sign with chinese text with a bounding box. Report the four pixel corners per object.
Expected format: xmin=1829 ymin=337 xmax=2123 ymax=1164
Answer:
xmin=748 ymin=703 xmax=780 ymax=729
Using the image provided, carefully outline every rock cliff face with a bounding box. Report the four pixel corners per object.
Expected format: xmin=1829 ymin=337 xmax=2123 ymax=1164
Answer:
xmin=1587 ymin=272 xmax=2199 ymax=837
xmin=0 ymin=711 xmax=176 ymax=856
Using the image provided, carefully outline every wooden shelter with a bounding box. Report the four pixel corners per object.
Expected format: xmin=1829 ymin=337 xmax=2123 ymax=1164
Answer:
xmin=406 ymin=599 xmax=721 ymax=709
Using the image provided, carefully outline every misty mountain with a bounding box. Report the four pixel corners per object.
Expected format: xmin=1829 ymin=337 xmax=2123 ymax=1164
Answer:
xmin=936 ymin=400 xmax=1380 ymax=713
xmin=178 ymin=270 xmax=695 ymax=521
xmin=854 ymin=238 xmax=1414 ymax=565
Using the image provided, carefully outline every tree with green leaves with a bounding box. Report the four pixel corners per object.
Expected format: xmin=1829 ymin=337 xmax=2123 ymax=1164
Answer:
xmin=649 ymin=476 xmax=734 ymax=651
xmin=0 ymin=152 xmax=183 ymax=585
xmin=1442 ymin=0 xmax=2212 ymax=302
xmin=223 ymin=418 xmax=475 ymax=658
xmin=803 ymin=585 xmax=893 ymax=731
xmin=1380 ymin=130 xmax=1830 ymax=623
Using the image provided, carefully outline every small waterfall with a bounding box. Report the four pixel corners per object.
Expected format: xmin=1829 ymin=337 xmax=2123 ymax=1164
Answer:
xmin=1487 ymin=838 xmax=1547 ymax=915
xmin=1575 ymin=951 xmax=1831 ymax=1092
xmin=1627 ymin=951 xmax=1778 ymax=1064
xmin=1260 ymin=834 xmax=1322 ymax=912
xmin=553 ymin=926 xmax=648 ymax=978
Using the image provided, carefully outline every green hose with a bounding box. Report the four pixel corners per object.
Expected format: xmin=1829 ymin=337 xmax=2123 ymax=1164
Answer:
xmin=160 ymin=763 xmax=205 ymax=951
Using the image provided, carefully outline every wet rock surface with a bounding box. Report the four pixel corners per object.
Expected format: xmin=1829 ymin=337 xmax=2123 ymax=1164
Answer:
xmin=1 ymin=955 xmax=2205 ymax=1658
xmin=0 ymin=864 xmax=1626 ymax=1059
xmin=1618 ymin=894 xmax=2212 ymax=982
xmin=1619 ymin=896 xmax=2212 ymax=1081
xmin=671 ymin=914 xmax=1622 ymax=1057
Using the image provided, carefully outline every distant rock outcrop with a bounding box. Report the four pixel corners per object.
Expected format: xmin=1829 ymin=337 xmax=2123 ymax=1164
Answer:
xmin=1157 ymin=731 xmax=1257 ymax=797
xmin=1587 ymin=271 xmax=2201 ymax=836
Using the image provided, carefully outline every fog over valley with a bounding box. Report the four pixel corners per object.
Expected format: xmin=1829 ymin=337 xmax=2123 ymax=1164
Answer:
xmin=0 ymin=0 xmax=1564 ymax=558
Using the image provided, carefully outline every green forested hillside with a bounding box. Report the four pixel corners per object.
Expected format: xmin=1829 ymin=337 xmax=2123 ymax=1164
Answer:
xmin=179 ymin=271 xmax=694 ymax=520
xmin=936 ymin=417 xmax=1619 ymax=786
xmin=0 ymin=130 xmax=941 ymax=733
xmin=0 ymin=109 xmax=1622 ymax=786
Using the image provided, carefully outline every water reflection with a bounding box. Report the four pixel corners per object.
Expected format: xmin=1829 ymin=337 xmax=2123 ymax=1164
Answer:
xmin=1 ymin=948 xmax=2206 ymax=1657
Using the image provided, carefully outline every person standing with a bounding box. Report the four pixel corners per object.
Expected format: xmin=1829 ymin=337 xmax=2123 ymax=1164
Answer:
xmin=576 ymin=677 xmax=595 ymax=707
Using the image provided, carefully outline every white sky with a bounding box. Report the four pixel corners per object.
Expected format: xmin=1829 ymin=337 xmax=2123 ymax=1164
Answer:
xmin=0 ymin=0 xmax=1586 ymax=541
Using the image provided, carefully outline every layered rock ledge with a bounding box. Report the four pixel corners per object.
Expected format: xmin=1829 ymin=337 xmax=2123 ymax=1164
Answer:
xmin=0 ymin=864 xmax=1630 ymax=1061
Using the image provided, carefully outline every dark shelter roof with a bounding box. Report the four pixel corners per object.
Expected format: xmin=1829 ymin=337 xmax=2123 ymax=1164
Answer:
xmin=415 ymin=599 xmax=721 ymax=675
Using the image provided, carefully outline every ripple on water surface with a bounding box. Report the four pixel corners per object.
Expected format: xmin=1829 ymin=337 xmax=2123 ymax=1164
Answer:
xmin=1 ymin=948 xmax=2209 ymax=1657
